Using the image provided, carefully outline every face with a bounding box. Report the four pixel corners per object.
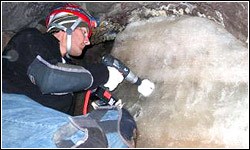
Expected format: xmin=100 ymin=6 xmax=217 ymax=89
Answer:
xmin=69 ymin=27 xmax=90 ymax=56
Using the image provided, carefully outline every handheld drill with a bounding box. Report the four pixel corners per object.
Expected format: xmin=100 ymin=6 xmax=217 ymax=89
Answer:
xmin=91 ymin=54 xmax=155 ymax=109
xmin=101 ymin=54 xmax=155 ymax=97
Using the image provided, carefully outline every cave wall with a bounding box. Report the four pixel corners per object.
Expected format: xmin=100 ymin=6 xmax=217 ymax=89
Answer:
xmin=1 ymin=2 xmax=248 ymax=50
xmin=111 ymin=16 xmax=248 ymax=148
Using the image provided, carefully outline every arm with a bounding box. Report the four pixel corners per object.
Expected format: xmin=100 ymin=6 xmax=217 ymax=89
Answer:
xmin=27 ymin=55 xmax=99 ymax=94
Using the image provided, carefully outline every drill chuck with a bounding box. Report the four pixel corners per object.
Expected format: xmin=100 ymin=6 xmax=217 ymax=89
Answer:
xmin=126 ymin=71 xmax=142 ymax=85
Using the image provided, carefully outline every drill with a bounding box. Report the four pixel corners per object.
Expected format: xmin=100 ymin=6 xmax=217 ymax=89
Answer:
xmin=101 ymin=54 xmax=155 ymax=97
xmin=90 ymin=54 xmax=155 ymax=109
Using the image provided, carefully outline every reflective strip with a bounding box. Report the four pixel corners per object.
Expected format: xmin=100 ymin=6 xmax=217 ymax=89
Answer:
xmin=36 ymin=55 xmax=90 ymax=73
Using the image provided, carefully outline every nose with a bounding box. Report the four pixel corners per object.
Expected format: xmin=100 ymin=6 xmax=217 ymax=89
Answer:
xmin=84 ymin=36 xmax=90 ymax=45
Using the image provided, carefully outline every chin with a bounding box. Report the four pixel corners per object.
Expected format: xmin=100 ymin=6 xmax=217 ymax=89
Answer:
xmin=74 ymin=53 xmax=82 ymax=57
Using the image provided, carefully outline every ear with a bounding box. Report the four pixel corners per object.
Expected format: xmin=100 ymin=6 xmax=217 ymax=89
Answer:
xmin=53 ymin=31 xmax=68 ymax=57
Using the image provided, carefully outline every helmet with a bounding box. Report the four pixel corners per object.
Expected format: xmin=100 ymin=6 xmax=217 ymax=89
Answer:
xmin=46 ymin=3 xmax=97 ymax=38
xmin=45 ymin=3 xmax=97 ymax=58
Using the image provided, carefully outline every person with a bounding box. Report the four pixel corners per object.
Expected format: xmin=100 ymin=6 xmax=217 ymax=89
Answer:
xmin=2 ymin=3 xmax=124 ymax=115
xmin=2 ymin=3 xmax=137 ymax=148
xmin=2 ymin=93 xmax=137 ymax=148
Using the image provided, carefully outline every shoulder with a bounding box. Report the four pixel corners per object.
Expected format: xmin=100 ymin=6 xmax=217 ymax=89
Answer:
xmin=14 ymin=28 xmax=43 ymax=39
xmin=13 ymin=28 xmax=58 ymax=44
xmin=19 ymin=27 xmax=41 ymax=33
xmin=6 ymin=28 xmax=44 ymax=46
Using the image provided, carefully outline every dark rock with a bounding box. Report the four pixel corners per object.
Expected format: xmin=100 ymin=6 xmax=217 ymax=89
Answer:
xmin=2 ymin=2 xmax=63 ymax=32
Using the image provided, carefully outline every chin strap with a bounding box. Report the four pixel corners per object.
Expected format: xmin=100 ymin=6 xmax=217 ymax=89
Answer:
xmin=49 ymin=18 xmax=83 ymax=58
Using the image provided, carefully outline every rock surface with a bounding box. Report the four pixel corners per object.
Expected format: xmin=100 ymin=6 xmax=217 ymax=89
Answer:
xmin=112 ymin=16 xmax=248 ymax=148
xmin=2 ymin=2 xmax=248 ymax=49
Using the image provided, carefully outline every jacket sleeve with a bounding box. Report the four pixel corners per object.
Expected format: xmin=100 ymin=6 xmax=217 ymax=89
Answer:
xmin=83 ymin=63 xmax=109 ymax=90
xmin=27 ymin=55 xmax=94 ymax=94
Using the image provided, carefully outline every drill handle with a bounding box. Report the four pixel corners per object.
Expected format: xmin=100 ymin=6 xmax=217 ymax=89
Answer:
xmin=101 ymin=54 xmax=130 ymax=77
xmin=102 ymin=54 xmax=142 ymax=85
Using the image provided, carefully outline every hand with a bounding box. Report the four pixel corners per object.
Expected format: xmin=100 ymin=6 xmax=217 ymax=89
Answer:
xmin=104 ymin=66 xmax=124 ymax=91
xmin=137 ymin=79 xmax=155 ymax=97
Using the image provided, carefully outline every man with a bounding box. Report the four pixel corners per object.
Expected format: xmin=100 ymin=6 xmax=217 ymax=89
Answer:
xmin=2 ymin=3 xmax=137 ymax=148
xmin=2 ymin=3 xmax=123 ymax=115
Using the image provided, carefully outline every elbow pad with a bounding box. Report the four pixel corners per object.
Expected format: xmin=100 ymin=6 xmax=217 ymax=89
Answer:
xmin=27 ymin=55 xmax=93 ymax=94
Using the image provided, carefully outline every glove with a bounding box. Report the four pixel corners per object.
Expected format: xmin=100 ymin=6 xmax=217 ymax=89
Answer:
xmin=104 ymin=66 xmax=124 ymax=91
xmin=137 ymin=79 xmax=155 ymax=97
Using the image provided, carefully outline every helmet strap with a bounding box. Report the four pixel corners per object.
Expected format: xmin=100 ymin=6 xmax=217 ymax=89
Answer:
xmin=66 ymin=28 xmax=72 ymax=57
xmin=66 ymin=18 xmax=82 ymax=57
xmin=50 ymin=18 xmax=83 ymax=58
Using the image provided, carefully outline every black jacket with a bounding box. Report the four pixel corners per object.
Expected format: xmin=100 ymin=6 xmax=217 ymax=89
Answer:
xmin=2 ymin=28 xmax=109 ymax=115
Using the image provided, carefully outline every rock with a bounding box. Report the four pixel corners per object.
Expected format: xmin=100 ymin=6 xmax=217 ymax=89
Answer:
xmin=2 ymin=2 xmax=248 ymax=48
xmin=2 ymin=2 xmax=63 ymax=32
xmin=111 ymin=16 xmax=248 ymax=148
